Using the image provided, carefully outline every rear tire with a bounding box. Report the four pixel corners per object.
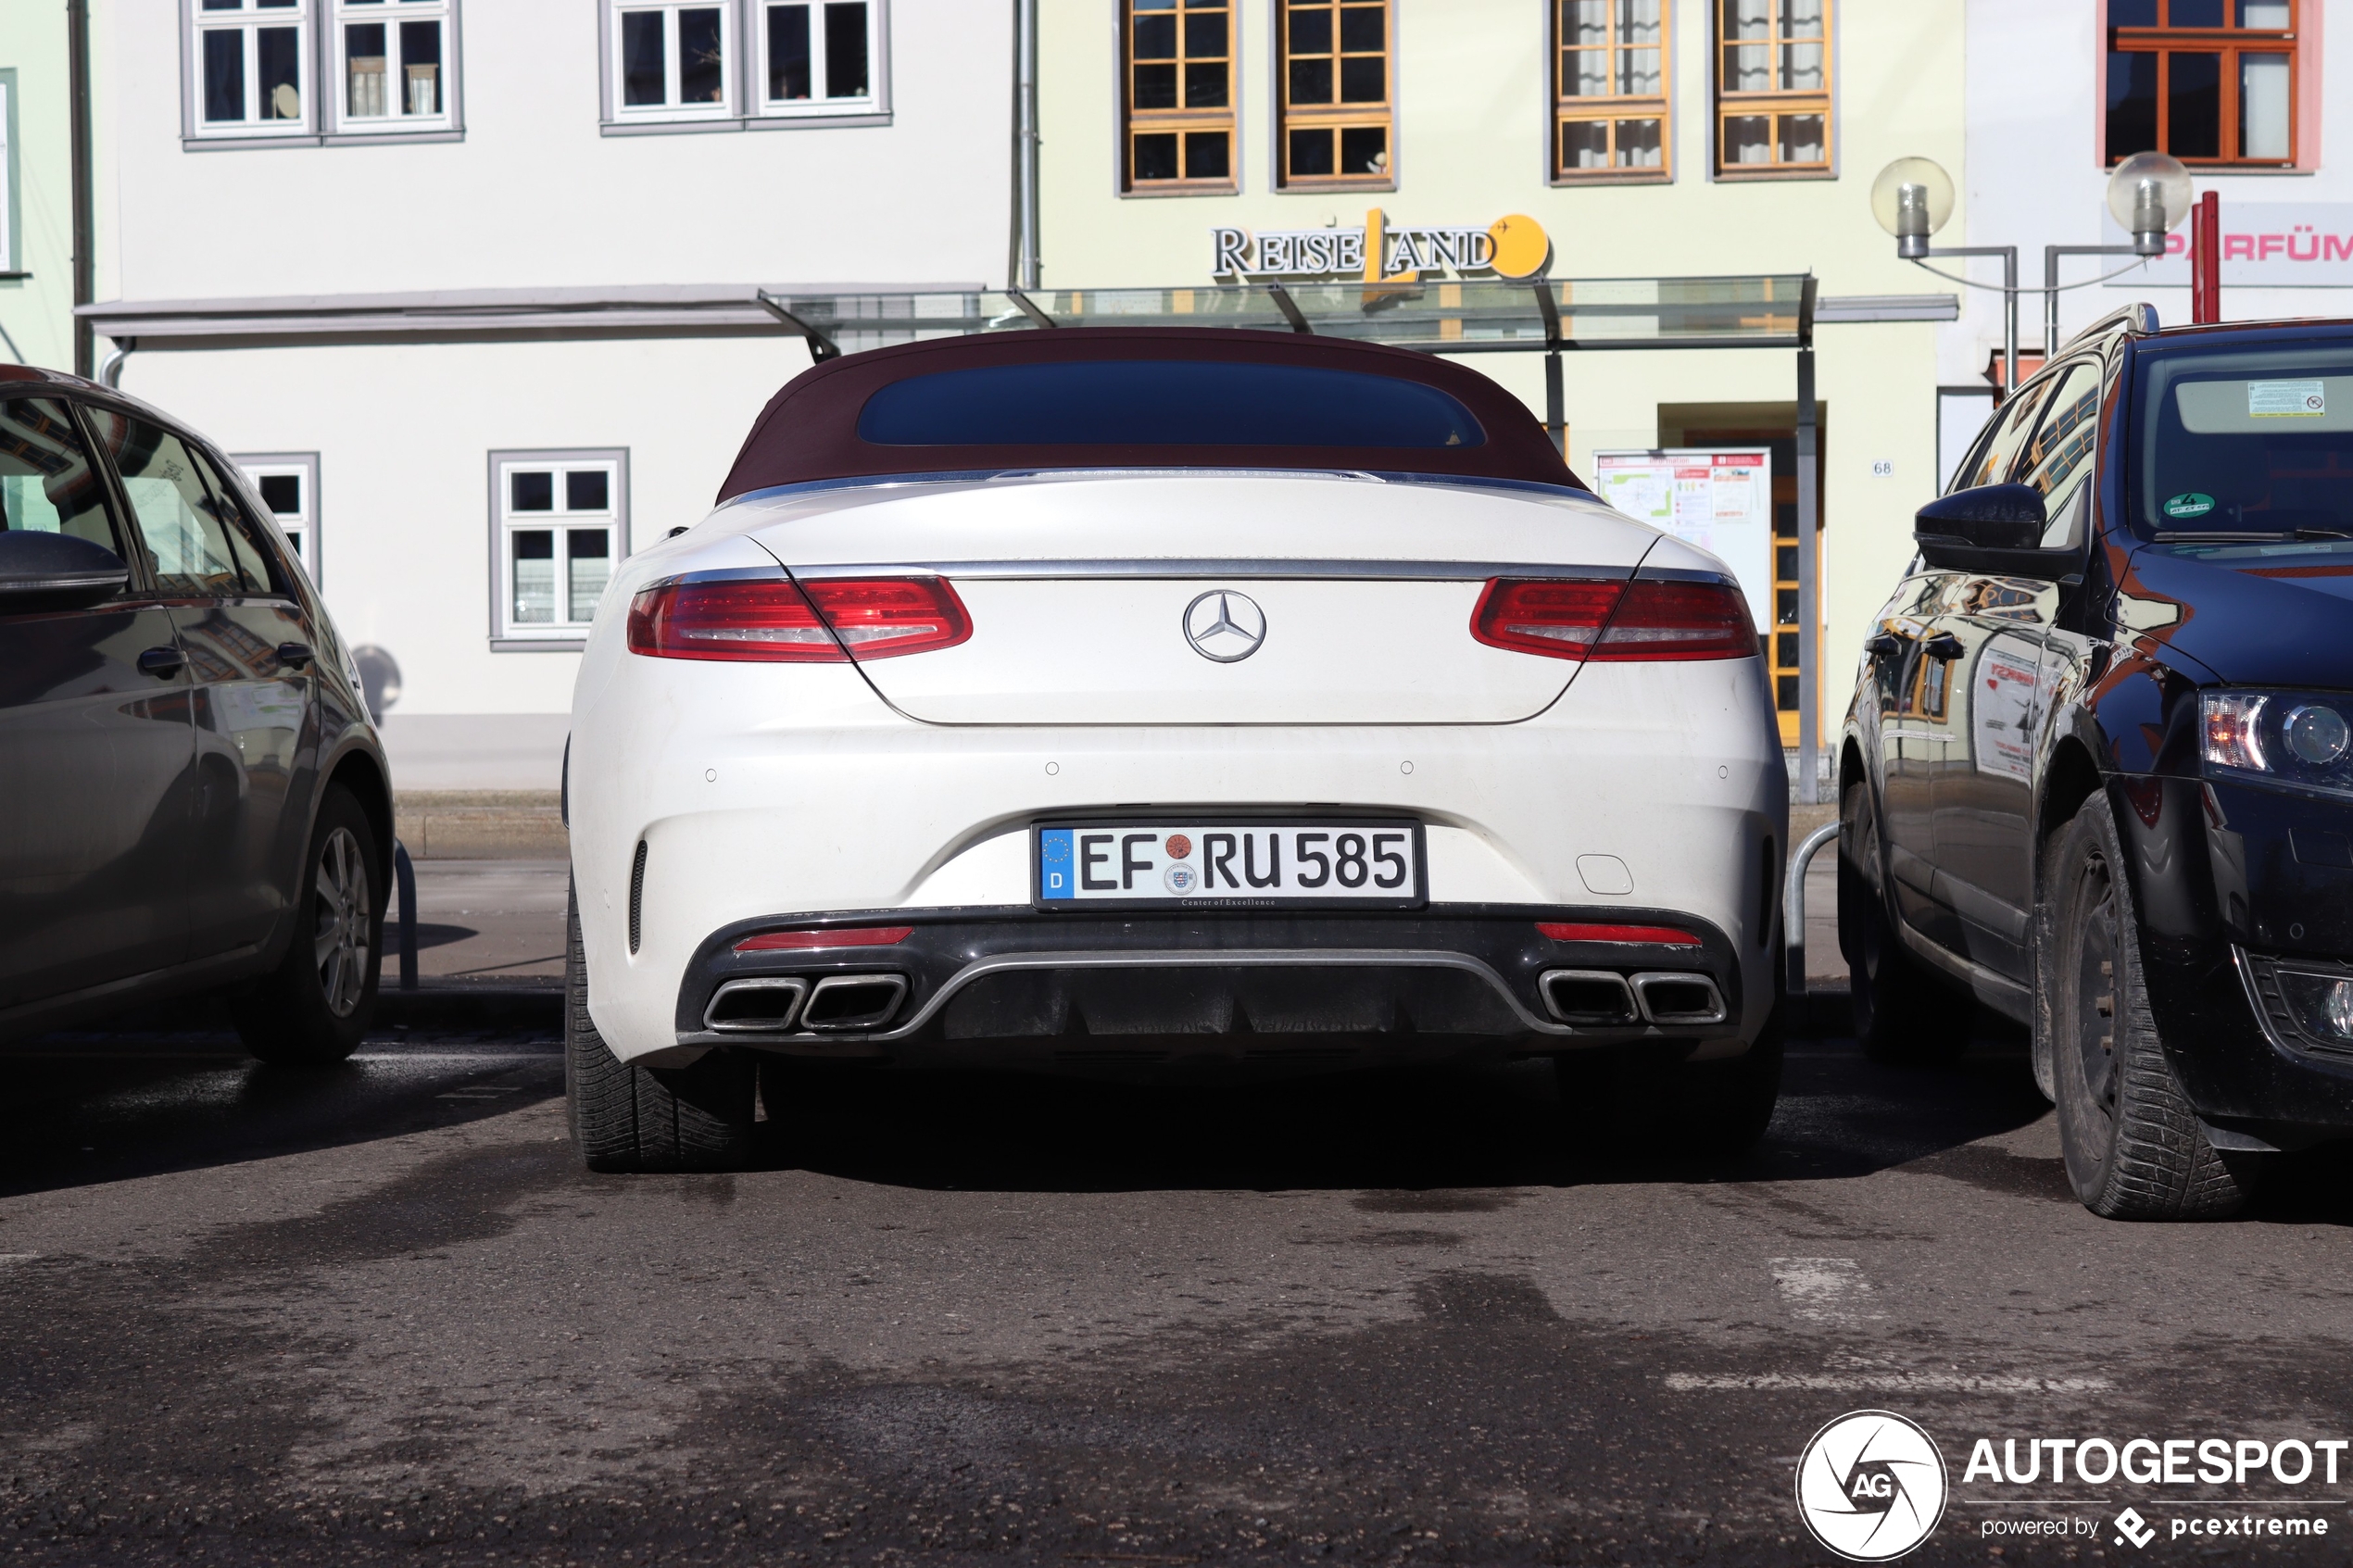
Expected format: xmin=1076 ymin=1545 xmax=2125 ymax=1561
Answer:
xmin=2050 ymin=795 xmax=2259 ymax=1220
xmin=1554 ymin=1004 xmax=1782 ymax=1161
xmin=233 ymin=785 xmax=380 ymax=1065
xmin=566 ymin=884 xmax=757 ymax=1173
xmin=1840 ymin=782 xmax=1971 ymax=1066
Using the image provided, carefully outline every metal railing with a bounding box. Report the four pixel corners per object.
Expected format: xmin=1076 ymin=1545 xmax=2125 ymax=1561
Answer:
xmin=1784 ymin=820 xmax=1842 ymax=998
xmin=392 ymin=839 xmax=417 ymax=991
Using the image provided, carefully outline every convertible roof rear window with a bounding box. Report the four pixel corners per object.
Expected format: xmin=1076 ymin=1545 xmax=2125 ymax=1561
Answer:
xmin=856 ymin=361 xmax=1485 ymax=449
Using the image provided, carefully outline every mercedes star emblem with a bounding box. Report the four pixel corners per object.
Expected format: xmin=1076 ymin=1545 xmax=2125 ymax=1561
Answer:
xmin=1183 ymin=590 xmax=1267 ymax=663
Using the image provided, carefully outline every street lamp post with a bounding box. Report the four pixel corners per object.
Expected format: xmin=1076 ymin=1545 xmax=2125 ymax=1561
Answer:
xmin=1870 ymin=152 xmax=2192 ymax=395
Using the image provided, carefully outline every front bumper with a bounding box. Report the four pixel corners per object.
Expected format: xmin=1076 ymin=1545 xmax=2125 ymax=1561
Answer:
xmin=2125 ymin=774 xmax=2353 ymax=1138
xmin=666 ymin=906 xmax=1753 ymax=1073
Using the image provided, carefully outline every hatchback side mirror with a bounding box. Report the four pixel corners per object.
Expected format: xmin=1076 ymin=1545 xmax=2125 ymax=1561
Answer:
xmin=0 ymin=530 xmax=132 ymax=611
xmin=1914 ymin=483 xmax=2078 ymax=577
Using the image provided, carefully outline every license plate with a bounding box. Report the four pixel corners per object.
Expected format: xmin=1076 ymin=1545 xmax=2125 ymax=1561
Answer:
xmin=1034 ymin=822 xmax=1426 ymax=909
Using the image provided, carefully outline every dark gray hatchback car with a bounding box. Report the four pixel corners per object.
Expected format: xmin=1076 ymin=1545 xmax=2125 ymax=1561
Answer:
xmin=0 ymin=365 xmax=393 ymax=1060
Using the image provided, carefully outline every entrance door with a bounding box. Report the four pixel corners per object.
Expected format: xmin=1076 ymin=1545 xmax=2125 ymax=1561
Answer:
xmin=1679 ymin=428 xmax=1813 ymax=747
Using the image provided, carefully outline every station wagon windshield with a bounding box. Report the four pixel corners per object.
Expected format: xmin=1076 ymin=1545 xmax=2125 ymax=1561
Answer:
xmin=856 ymin=360 xmax=1487 ymax=449
xmin=2133 ymin=339 xmax=2353 ymax=551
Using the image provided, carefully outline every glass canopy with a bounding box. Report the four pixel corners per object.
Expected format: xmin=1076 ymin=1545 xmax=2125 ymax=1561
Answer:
xmin=757 ymin=276 xmax=1815 ymax=361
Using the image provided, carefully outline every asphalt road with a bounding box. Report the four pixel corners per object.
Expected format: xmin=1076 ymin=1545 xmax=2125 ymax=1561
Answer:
xmin=4 ymin=1008 xmax=2351 ymax=1567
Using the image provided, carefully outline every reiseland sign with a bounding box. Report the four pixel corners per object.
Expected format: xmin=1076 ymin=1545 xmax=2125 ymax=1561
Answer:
xmin=1211 ymin=209 xmax=1551 ymax=284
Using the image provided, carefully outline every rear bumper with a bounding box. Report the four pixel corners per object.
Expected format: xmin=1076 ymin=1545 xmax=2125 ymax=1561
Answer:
xmin=666 ymin=907 xmax=1755 ymax=1073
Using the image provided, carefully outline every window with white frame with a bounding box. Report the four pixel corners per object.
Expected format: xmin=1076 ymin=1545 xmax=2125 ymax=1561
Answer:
xmin=612 ymin=3 xmax=736 ymax=120
xmin=333 ymin=0 xmax=454 ymax=130
xmin=759 ymin=2 xmax=875 ymax=114
xmin=234 ymin=453 xmax=320 ymax=583
xmin=492 ymin=451 xmax=626 ymax=646
xmin=194 ymin=0 xmax=311 ymax=136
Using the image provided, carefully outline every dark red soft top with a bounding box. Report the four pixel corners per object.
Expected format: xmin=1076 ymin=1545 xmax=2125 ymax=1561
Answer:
xmin=715 ymin=327 xmax=1579 ymax=502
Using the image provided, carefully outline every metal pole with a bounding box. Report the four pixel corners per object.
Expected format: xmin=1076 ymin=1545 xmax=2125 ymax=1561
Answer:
xmin=1795 ymin=346 xmax=1819 ymax=808
xmin=2001 ymin=248 xmax=2018 ymax=397
xmin=68 ymin=0 xmax=95 ymax=380
xmin=2044 ymin=243 xmax=2147 ymax=361
xmin=394 ymin=839 xmax=418 ymax=991
xmin=2192 ymin=192 xmax=2221 ymax=325
xmin=1544 ymin=349 xmax=1564 ymax=457
xmin=1012 ymin=0 xmax=1041 ymax=291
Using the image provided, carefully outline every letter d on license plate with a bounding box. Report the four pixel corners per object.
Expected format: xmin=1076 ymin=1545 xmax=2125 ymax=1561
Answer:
xmin=1034 ymin=822 xmax=1425 ymax=909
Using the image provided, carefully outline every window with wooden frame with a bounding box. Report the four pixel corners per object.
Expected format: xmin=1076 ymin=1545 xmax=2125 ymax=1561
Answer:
xmin=1123 ymin=0 xmax=1234 ymax=192
xmin=2107 ymin=1 xmax=2295 ymax=167
xmin=1714 ymin=0 xmax=1831 ymax=176
xmin=1277 ymin=0 xmax=1391 ymax=187
xmin=1555 ymin=1 xmax=1669 ymax=181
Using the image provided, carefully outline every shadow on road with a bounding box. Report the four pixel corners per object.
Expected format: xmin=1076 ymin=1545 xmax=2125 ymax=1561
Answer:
xmin=768 ymin=1022 xmax=2059 ymax=1197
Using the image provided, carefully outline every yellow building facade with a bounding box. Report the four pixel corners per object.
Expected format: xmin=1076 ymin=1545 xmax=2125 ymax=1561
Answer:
xmin=1037 ymin=0 xmax=1970 ymax=759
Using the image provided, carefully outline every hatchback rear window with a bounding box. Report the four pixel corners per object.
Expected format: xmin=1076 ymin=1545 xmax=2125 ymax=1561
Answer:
xmin=855 ymin=360 xmax=1486 ymax=449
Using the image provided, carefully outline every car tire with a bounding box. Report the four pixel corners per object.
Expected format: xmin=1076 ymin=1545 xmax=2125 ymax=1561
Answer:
xmin=1554 ymin=1007 xmax=1782 ymax=1161
xmin=232 ymin=784 xmax=381 ymax=1065
xmin=565 ymin=884 xmax=757 ymax=1173
xmin=1684 ymin=1002 xmax=1785 ymax=1156
xmin=2050 ymin=794 xmax=2259 ymax=1220
xmin=1839 ymin=781 xmax=1971 ymax=1066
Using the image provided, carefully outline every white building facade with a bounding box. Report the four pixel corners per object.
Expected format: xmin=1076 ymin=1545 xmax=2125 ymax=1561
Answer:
xmin=88 ymin=0 xmax=1014 ymax=787
xmin=1945 ymin=0 xmax=2347 ymax=469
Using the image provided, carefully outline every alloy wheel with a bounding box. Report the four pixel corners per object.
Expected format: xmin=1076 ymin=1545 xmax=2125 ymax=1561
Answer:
xmin=312 ymin=825 xmax=371 ymax=1018
xmin=2071 ymin=847 xmax=2120 ymax=1132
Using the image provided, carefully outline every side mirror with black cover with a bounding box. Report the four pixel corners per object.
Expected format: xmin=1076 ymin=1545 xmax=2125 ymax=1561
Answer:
xmin=1913 ymin=483 xmax=2079 ymax=577
xmin=0 ymin=531 xmax=132 ymax=611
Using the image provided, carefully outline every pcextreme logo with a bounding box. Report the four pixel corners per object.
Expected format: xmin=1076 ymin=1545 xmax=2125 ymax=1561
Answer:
xmin=1795 ymin=1411 xmax=1951 ymax=1562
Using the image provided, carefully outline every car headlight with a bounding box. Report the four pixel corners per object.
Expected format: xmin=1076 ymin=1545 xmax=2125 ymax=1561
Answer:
xmin=2278 ymin=969 xmax=2353 ymax=1046
xmin=2201 ymin=690 xmax=2353 ymax=797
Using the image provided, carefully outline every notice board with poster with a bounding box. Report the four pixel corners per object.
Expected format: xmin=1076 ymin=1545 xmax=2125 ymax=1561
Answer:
xmin=1591 ymin=449 xmax=1774 ymax=631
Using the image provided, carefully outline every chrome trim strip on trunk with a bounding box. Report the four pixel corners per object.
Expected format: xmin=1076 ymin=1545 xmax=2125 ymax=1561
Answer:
xmin=790 ymin=558 xmax=1641 ymax=583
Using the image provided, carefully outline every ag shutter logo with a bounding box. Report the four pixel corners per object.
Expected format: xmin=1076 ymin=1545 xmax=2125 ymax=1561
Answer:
xmin=1796 ymin=1411 xmax=1950 ymax=1562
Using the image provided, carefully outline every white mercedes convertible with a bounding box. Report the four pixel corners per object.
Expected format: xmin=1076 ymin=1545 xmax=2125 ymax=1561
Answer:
xmin=565 ymin=329 xmax=1787 ymax=1171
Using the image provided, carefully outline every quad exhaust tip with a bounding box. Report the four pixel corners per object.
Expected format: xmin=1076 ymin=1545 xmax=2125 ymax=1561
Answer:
xmin=704 ymin=976 xmax=810 ymax=1034
xmin=1539 ymin=969 xmax=1640 ymax=1026
xmin=1629 ymin=972 xmax=1729 ymax=1026
xmin=799 ymin=972 xmax=910 ymax=1031
xmin=1540 ymin=968 xmax=1727 ymax=1028
xmin=703 ymin=972 xmax=912 ymax=1034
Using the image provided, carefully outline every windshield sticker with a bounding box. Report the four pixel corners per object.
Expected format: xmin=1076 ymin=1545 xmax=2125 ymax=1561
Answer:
xmin=2163 ymin=492 xmax=2216 ymax=519
xmin=2248 ymin=380 xmax=2326 ymax=418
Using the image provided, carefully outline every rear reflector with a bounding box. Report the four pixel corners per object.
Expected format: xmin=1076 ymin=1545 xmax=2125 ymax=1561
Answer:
xmin=1537 ymin=922 xmax=1702 ymax=947
xmin=734 ymin=924 xmax=915 ymax=952
xmin=628 ymin=576 xmax=971 ymax=662
xmin=1471 ymin=577 xmax=1757 ymax=662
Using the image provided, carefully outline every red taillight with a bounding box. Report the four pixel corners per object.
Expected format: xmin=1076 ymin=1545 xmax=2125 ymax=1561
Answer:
xmin=1470 ymin=579 xmax=1623 ymax=659
xmin=1471 ymin=577 xmax=1757 ymax=663
xmin=734 ymin=924 xmax=914 ymax=952
xmin=802 ymin=577 xmax=971 ymax=659
xmin=628 ymin=579 xmax=843 ymax=662
xmin=1538 ymin=922 xmax=1702 ymax=947
xmin=626 ymin=576 xmax=970 ymax=662
xmin=1591 ymin=580 xmax=1759 ymax=662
